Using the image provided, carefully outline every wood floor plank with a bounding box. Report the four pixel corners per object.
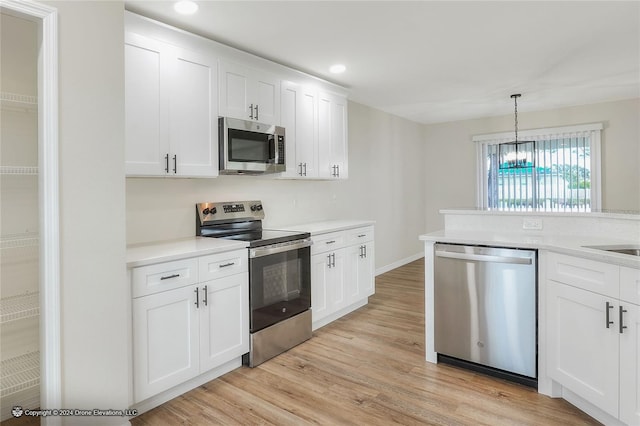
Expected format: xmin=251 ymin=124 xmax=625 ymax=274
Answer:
xmin=127 ymin=258 xmax=601 ymax=426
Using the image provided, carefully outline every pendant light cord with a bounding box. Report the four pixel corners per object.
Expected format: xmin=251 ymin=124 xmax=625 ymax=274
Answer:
xmin=511 ymin=93 xmax=521 ymax=143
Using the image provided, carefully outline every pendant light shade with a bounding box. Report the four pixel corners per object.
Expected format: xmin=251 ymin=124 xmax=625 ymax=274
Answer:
xmin=499 ymin=94 xmax=536 ymax=169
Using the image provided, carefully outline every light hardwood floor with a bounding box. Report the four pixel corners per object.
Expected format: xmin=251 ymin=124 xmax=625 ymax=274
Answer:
xmin=129 ymin=258 xmax=600 ymax=426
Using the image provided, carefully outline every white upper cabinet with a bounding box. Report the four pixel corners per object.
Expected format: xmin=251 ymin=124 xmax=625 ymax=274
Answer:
xmin=318 ymin=91 xmax=348 ymax=179
xmin=219 ymin=60 xmax=280 ymax=125
xmin=280 ymin=81 xmax=319 ymax=178
xmin=125 ymin=32 xmax=218 ymax=177
xmin=125 ymin=11 xmax=348 ymax=179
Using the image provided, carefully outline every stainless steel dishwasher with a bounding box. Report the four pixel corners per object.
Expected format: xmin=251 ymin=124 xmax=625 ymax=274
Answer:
xmin=434 ymin=243 xmax=537 ymax=387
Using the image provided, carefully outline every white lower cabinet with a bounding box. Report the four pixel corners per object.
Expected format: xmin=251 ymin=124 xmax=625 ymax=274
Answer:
xmin=199 ymin=273 xmax=249 ymax=371
xmin=546 ymin=252 xmax=640 ymax=425
xmin=131 ymin=250 xmax=248 ymax=403
xmin=133 ymin=285 xmax=200 ymax=402
xmin=310 ymin=226 xmax=374 ymax=329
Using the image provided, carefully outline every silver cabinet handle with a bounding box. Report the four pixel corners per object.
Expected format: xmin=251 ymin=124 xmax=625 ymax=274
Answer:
xmin=165 ymin=153 xmax=169 ymax=173
xmin=255 ymin=104 xmax=259 ymax=121
xmin=173 ymin=154 xmax=177 ymax=174
xmin=620 ymin=305 xmax=628 ymax=334
xmin=220 ymin=262 xmax=235 ymax=268
xmin=435 ymin=250 xmax=532 ymax=265
xmin=358 ymin=234 xmax=366 ymax=238
xmin=363 ymin=245 xmax=367 ymax=258
xmin=303 ymin=163 xmax=307 ymax=176
xmin=327 ymin=254 xmax=332 ymax=268
xmin=202 ymin=285 xmax=208 ymax=307
xmin=298 ymin=163 xmax=303 ymax=176
xmin=606 ymin=301 xmax=614 ymax=328
xmin=194 ymin=288 xmax=199 ymax=308
xmin=336 ymin=165 xmax=340 ymax=177
xmin=326 ymin=240 xmax=336 ymax=245
xmin=249 ymin=103 xmax=254 ymax=119
xmin=331 ymin=253 xmax=336 ymax=267
xmin=160 ymin=273 xmax=180 ymax=281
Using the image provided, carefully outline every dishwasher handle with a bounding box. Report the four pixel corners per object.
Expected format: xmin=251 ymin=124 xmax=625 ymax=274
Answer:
xmin=435 ymin=250 xmax=533 ymax=265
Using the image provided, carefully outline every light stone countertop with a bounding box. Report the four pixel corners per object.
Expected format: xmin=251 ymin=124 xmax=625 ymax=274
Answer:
xmin=420 ymin=230 xmax=640 ymax=269
xmin=126 ymin=237 xmax=249 ymax=268
xmin=278 ymin=220 xmax=375 ymax=236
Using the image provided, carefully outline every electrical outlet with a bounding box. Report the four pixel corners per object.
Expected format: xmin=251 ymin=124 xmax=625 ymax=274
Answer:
xmin=523 ymin=217 xmax=543 ymax=230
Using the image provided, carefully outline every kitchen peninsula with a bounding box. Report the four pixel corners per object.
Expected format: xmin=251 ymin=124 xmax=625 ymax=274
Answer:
xmin=420 ymin=209 xmax=640 ymax=426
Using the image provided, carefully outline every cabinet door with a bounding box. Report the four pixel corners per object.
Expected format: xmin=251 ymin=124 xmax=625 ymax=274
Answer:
xmin=358 ymin=242 xmax=375 ymax=299
xmin=219 ymin=61 xmax=249 ymax=121
xmin=346 ymin=243 xmax=376 ymax=306
xmin=199 ymin=273 xmax=249 ymax=371
xmin=253 ymin=70 xmax=279 ymax=125
xmin=218 ymin=62 xmax=279 ymax=125
xmin=280 ymin=81 xmax=318 ymax=178
xmin=168 ymin=46 xmax=218 ymax=177
xmin=132 ymin=285 xmax=199 ymax=402
xmin=311 ymin=253 xmax=331 ymax=323
xmin=620 ymin=302 xmax=640 ymax=425
xmin=125 ymin=33 xmax=170 ymax=176
xmin=329 ymin=93 xmax=348 ymax=179
xmin=317 ymin=92 xmax=348 ymax=179
xmin=546 ymin=281 xmax=619 ymax=418
xmin=329 ymin=249 xmax=346 ymax=311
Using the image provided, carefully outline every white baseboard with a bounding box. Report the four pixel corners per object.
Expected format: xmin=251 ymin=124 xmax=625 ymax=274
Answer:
xmin=375 ymin=252 xmax=423 ymax=276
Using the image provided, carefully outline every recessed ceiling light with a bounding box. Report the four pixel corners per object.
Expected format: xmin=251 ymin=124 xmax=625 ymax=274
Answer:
xmin=174 ymin=0 xmax=198 ymax=15
xmin=329 ymin=64 xmax=346 ymax=74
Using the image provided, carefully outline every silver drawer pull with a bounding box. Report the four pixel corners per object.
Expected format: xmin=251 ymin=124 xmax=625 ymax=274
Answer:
xmin=160 ymin=273 xmax=180 ymax=280
xmin=219 ymin=262 xmax=235 ymax=268
xmin=326 ymin=240 xmax=336 ymax=244
xmin=358 ymin=234 xmax=366 ymax=238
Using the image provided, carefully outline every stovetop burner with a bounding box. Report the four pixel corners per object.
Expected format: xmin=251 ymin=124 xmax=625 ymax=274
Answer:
xmin=195 ymin=200 xmax=309 ymax=246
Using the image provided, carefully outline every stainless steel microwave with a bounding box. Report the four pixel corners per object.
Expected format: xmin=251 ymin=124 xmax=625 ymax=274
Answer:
xmin=218 ymin=117 xmax=285 ymax=174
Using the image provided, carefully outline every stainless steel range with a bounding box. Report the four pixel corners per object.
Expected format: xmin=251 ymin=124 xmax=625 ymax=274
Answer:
xmin=196 ymin=200 xmax=312 ymax=367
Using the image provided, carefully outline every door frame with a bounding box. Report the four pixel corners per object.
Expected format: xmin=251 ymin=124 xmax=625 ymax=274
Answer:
xmin=1 ymin=1 xmax=60 ymax=424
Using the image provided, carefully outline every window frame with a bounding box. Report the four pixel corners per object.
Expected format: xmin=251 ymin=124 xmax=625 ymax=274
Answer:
xmin=473 ymin=123 xmax=603 ymax=211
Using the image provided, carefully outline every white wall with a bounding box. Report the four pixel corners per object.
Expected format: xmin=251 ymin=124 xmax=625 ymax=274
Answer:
xmin=45 ymin=1 xmax=129 ymax=424
xmin=126 ymin=101 xmax=426 ymax=270
xmin=423 ymin=98 xmax=640 ymax=233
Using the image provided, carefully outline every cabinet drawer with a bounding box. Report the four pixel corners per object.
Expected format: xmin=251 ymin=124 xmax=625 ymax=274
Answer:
xmin=547 ymin=252 xmax=620 ymax=298
xmin=199 ymin=249 xmax=248 ymax=282
xmin=620 ymin=267 xmax=640 ymax=305
xmin=346 ymin=226 xmax=374 ymax=244
xmin=312 ymin=231 xmax=346 ymax=255
xmin=132 ymin=258 xmax=198 ymax=298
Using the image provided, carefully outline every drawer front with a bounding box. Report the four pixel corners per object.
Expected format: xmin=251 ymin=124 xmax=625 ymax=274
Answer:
xmin=132 ymin=258 xmax=198 ymax=298
xmin=199 ymin=249 xmax=248 ymax=282
xmin=312 ymin=231 xmax=346 ymax=255
xmin=346 ymin=226 xmax=374 ymax=244
xmin=620 ymin=266 xmax=640 ymax=305
xmin=547 ymin=252 xmax=619 ymax=298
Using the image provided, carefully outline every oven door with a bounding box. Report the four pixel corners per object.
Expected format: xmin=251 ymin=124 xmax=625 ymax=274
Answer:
xmin=248 ymin=240 xmax=311 ymax=333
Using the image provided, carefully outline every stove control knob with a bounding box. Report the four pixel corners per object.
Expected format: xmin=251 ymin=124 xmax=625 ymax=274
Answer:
xmin=202 ymin=207 xmax=217 ymax=216
xmin=256 ymin=204 xmax=263 ymax=211
xmin=251 ymin=204 xmax=261 ymax=212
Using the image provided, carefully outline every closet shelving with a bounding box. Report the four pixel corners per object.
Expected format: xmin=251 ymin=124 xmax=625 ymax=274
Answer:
xmin=1 ymin=87 xmax=41 ymax=417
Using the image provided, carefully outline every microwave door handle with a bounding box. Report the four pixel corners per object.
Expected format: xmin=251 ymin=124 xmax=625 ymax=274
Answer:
xmin=269 ymin=135 xmax=276 ymax=163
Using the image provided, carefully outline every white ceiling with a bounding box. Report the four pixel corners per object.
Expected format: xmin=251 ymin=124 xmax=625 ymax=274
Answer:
xmin=125 ymin=1 xmax=640 ymax=125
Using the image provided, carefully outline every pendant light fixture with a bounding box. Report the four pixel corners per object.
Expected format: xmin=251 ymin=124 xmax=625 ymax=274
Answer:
xmin=499 ymin=94 xmax=535 ymax=169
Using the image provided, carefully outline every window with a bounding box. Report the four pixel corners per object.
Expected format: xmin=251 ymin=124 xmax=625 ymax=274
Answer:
xmin=474 ymin=123 xmax=602 ymax=212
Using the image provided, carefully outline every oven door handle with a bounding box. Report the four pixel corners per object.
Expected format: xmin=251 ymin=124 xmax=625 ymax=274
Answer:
xmin=249 ymin=238 xmax=313 ymax=258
